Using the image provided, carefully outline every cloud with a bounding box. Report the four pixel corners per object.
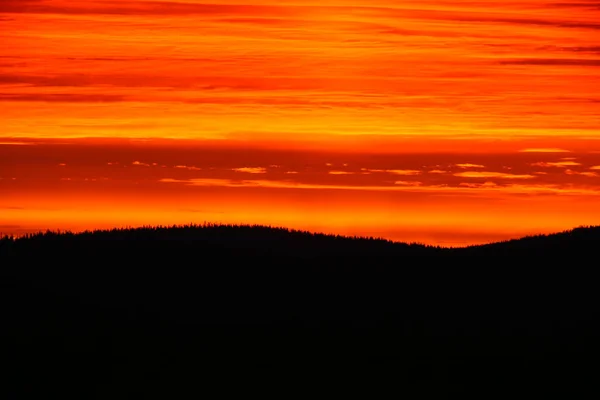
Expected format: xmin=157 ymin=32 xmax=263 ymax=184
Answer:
xmin=548 ymin=2 xmax=600 ymax=10
xmin=454 ymin=171 xmax=535 ymax=179
xmin=500 ymin=59 xmax=600 ymax=67
xmin=158 ymin=178 xmax=419 ymax=192
xmin=232 ymin=167 xmax=267 ymax=174
xmin=395 ymin=10 xmax=600 ymax=31
xmin=0 ymin=0 xmax=42 ymax=13
xmin=159 ymin=177 xmax=442 ymax=192
xmin=58 ymin=163 xmax=66 ymax=166
xmin=132 ymin=161 xmax=151 ymax=167
xmin=0 ymin=93 xmax=125 ymax=102
xmin=459 ymin=181 xmax=498 ymax=189
xmin=328 ymin=171 xmax=354 ymax=175
xmin=540 ymin=45 xmax=600 ymax=54
xmin=388 ymin=169 xmax=422 ymax=176
xmin=174 ymin=165 xmax=201 ymax=171
xmin=394 ymin=181 xmax=422 ymax=186
xmin=428 ymin=170 xmax=448 ymax=174
xmin=531 ymin=161 xmax=582 ymax=167
xmin=590 ymin=166 xmax=600 ymax=170
xmin=519 ymin=148 xmax=571 ymax=153
xmin=158 ymin=178 xmax=600 ymax=196
xmin=10 ymin=1 xmax=597 ymax=33
xmin=0 ymin=73 xmax=99 ymax=87
xmin=361 ymin=169 xmax=421 ymax=175
xmin=565 ymin=169 xmax=599 ymax=177
xmin=0 ymin=141 xmax=36 ymax=145
xmin=0 ymin=1 xmax=294 ymax=18
xmin=455 ymin=163 xmax=485 ymax=169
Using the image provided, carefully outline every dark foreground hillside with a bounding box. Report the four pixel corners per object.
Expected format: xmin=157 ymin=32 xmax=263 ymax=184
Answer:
xmin=1 ymin=224 xmax=600 ymax=397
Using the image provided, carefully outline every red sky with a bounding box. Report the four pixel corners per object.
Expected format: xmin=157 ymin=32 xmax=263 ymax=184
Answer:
xmin=2 ymin=0 xmax=600 ymax=245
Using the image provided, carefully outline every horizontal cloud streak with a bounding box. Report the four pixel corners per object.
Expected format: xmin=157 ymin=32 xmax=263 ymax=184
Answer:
xmin=157 ymin=177 xmax=600 ymax=196
xmin=500 ymin=58 xmax=600 ymax=67
xmin=232 ymin=167 xmax=267 ymax=174
xmin=0 ymin=93 xmax=126 ymax=102
xmin=0 ymin=1 xmax=289 ymax=16
xmin=454 ymin=171 xmax=535 ymax=179
xmin=519 ymin=148 xmax=572 ymax=153
xmin=531 ymin=161 xmax=582 ymax=167
xmin=456 ymin=163 xmax=485 ymax=168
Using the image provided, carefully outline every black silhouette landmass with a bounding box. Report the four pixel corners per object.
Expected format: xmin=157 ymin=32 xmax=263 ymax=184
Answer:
xmin=1 ymin=224 xmax=600 ymax=397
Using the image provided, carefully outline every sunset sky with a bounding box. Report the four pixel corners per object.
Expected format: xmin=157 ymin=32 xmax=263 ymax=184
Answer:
xmin=2 ymin=0 xmax=600 ymax=245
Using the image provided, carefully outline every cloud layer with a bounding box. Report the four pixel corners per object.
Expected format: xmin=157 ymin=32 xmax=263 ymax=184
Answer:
xmin=2 ymin=0 xmax=600 ymax=145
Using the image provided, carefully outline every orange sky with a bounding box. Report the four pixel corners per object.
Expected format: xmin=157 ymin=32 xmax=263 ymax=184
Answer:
xmin=2 ymin=0 xmax=600 ymax=245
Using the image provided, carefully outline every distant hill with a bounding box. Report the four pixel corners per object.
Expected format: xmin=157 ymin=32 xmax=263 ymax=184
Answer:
xmin=3 ymin=222 xmax=600 ymax=253
xmin=1 ymin=223 xmax=599 ymax=397
xmin=466 ymin=225 xmax=600 ymax=252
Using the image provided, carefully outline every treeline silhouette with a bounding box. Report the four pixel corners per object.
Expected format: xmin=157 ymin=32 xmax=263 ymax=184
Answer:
xmin=2 ymin=223 xmax=600 ymax=397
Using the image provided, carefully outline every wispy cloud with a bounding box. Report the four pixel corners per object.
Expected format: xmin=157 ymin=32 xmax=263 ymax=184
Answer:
xmin=565 ymin=169 xmax=599 ymax=177
xmin=387 ymin=169 xmax=422 ymax=176
xmin=519 ymin=148 xmax=572 ymax=153
xmin=0 ymin=1 xmax=288 ymax=16
xmin=0 ymin=93 xmax=125 ymax=102
xmin=158 ymin=178 xmax=422 ymax=192
xmin=158 ymin=178 xmax=600 ymax=196
xmin=454 ymin=171 xmax=535 ymax=179
xmin=531 ymin=161 xmax=582 ymax=168
xmin=459 ymin=181 xmax=498 ymax=189
xmin=500 ymin=59 xmax=600 ymax=67
xmin=0 ymin=141 xmax=36 ymax=145
xmin=361 ymin=168 xmax=421 ymax=175
xmin=174 ymin=165 xmax=201 ymax=171
xmin=394 ymin=180 xmax=423 ymax=186
xmin=232 ymin=167 xmax=267 ymax=174
xmin=455 ymin=163 xmax=485 ymax=169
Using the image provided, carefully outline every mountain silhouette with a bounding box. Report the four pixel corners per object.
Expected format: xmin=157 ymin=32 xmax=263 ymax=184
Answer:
xmin=1 ymin=223 xmax=599 ymax=397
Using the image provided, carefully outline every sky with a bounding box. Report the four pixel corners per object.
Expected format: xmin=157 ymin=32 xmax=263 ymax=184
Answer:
xmin=1 ymin=0 xmax=600 ymax=246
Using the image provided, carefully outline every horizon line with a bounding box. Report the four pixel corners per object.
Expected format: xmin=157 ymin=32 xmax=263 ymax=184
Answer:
xmin=2 ymin=222 xmax=598 ymax=250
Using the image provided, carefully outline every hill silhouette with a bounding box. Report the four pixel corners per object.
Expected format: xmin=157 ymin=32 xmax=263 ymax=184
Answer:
xmin=1 ymin=223 xmax=600 ymax=397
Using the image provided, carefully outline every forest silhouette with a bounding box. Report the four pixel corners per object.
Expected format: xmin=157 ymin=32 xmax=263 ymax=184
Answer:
xmin=2 ymin=223 xmax=600 ymax=397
